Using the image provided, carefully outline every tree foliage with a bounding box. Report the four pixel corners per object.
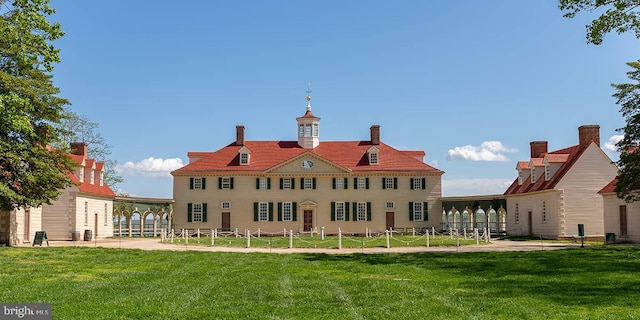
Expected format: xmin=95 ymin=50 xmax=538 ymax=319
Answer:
xmin=560 ymin=0 xmax=640 ymax=201
xmin=559 ymin=0 xmax=640 ymax=45
xmin=612 ymin=61 xmax=640 ymax=202
xmin=0 ymin=0 xmax=75 ymax=210
xmin=53 ymin=108 xmax=124 ymax=188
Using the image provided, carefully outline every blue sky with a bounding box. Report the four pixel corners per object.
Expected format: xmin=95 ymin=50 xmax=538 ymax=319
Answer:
xmin=49 ymin=1 xmax=638 ymax=198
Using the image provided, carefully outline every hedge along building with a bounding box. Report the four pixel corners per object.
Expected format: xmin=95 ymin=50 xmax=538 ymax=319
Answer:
xmin=171 ymin=94 xmax=444 ymax=235
xmin=503 ymin=125 xmax=618 ymax=239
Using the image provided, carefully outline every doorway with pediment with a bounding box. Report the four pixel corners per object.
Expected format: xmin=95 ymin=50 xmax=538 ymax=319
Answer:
xmin=299 ymin=200 xmax=317 ymax=232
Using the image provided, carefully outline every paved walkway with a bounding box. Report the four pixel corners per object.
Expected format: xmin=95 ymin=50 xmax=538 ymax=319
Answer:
xmin=31 ymin=237 xmax=586 ymax=254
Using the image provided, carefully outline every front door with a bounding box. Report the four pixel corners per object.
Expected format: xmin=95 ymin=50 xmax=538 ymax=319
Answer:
xmin=386 ymin=212 xmax=394 ymax=230
xmin=528 ymin=211 xmax=533 ymax=235
xmin=222 ymin=212 xmax=230 ymax=231
xmin=303 ymin=210 xmax=313 ymax=232
xmin=620 ymin=205 xmax=628 ymax=236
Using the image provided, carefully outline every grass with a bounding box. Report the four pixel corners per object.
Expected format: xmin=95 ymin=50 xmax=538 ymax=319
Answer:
xmin=0 ymin=246 xmax=638 ymax=319
xmin=163 ymin=233 xmax=481 ymax=249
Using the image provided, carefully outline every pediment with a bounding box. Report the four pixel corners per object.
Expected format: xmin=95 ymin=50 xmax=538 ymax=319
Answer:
xmin=263 ymin=152 xmax=351 ymax=175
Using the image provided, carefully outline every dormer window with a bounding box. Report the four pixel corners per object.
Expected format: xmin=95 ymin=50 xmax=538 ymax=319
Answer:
xmin=531 ymin=167 xmax=536 ymax=183
xmin=518 ymin=170 xmax=523 ymax=185
xmin=79 ymin=167 xmax=84 ymax=182
xmin=238 ymin=146 xmax=251 ymax=166
xmin=544 ymin=165 xmax=550 ymax=181
xmin=90 ymin=169 xmax=95 ymax=184
xmin=367 ymin=146 xmax=379 ymax=165
xmin=240 ymin=153 xmax=249 ymax=165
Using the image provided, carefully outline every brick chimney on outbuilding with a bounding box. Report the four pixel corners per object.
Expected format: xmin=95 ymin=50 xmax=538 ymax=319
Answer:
xmin=370 ymin=125 xmax=380 ymax=145
xmin=70 ymin=142 xmax=88 ymax=158
xmin=530 ymin=141 xmax=548 ymax=158
xmin=578 ymin=125 xmax=600 ymax=149
xmin=235 ymin=125 xmax=245 ymax=146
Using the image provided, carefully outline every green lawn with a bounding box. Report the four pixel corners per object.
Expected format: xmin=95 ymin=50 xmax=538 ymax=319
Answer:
xmin=0 ymin=246 xmax=638 ymax=319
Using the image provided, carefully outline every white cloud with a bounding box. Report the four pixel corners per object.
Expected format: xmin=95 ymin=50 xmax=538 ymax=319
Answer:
xmin=447 ymin=141 xmax=517 ymax=162
xmin=604 ymin=135 xmax=624 ymax=153
xmin=116 ymin=157 xmax=184 ymax=178
xmin=442 ymin=178 xmax=513 ymax=197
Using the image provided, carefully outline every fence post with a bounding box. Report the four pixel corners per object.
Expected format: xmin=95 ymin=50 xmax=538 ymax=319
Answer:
xmin=321 ymin=226 xmax=325 ymax=240
xmin=170 ymin=230 xmax=174 ymax=243
xmin=246 ymin=229 xmax=251 ymax=248
xmin=235 ymin=228 xmax=239 ymax=238
xmin=412 ymin=227 xmax=415 ymax=237
xmin=160 ymin=228 xmax=165 ymax=241
xmin=258 ymin=228 xmax=261 ymax=238
xmin=456 ymin=231 xmax=459 ymax=247
xmin=211 ymin=229 xmax=215 ymax=246
xmin=289 ymin=230 xmax=293 ymax=249
xmin=426 ymin=231 xmax=429 ymax=247
xmin=338 ymin=228 xmax=342 ymax=250
xmin=450 ymin=228 xmax=453 ymax=239
xmin=475 ymin=229 xmax=479 ymax=245
xmin=185 ymin=229 xmax=188 ymax=245
xmin=283 ymin=228 xmax=287 ymax=238
xmin=463 ymin=228 xmax=467 ymax=240
xmin=485 ymin=228 xmax=489 ymax=243
xmin=310 ymin=227 xmax=314 ymax=237
xmin=386 ymin=230 xmax=390 ymax=248
xmin=432 ymin=227 xmax=435 ymax=238
xmin=196 ymin=228 xmax=200 ymax=239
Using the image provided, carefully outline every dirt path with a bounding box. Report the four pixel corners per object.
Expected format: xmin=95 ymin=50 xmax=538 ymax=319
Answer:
xmin=29 ymin=237 xmax=585 ymax=254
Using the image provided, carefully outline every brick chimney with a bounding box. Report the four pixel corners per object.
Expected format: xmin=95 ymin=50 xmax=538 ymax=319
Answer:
xmin=530 ymin=141 xmax=548 ymax=158
xmin=70 ymin=142 xmax=88 ymax=158
xmin=578 ymin=125 xmax=600 ymax=149
xmin=370 ymin=125 xmax=380 ymax=145
xmin=235 ymin=125 xmax=245 ymax=146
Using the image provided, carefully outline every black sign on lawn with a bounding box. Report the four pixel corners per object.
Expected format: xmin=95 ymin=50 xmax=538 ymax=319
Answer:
xmin=32 ymin=231 xmax=49 ymax=247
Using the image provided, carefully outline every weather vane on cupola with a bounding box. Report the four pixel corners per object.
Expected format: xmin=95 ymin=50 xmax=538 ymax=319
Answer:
xmin=306 ymin=82 xmax=312 ymax=111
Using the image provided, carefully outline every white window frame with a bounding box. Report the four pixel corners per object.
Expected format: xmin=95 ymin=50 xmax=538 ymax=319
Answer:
xmin=413 ymin=202 xmax=423 ymax=221
xmin=335 ymin=202 xmax=345 ymax=221
xmin=305 ymin=124 xmax=312 ymax=136
xmin=79 ymin=167 xmax=84 ymax=182
xmin=282 ymin=178 xmax=292 ymax=190
xmin=221 ymin=177 xmax=231 ymax=189
xmin=90 ymin=169 xmax=95 ymax=184
xmin=369 ymin=152 xmax=378 ymax=165
xmin=335 ymin=178 xmax=344 ymax=190
xmin=386 ymin=202 xmax=395 ymax=209
xmin=259 ymin=178 xmax=268 ymax=190
xmin=313 ymin=123 xmax=319 ymax=137
xmin=304 ymin=178 xmax=313 ymax=190
xmin=357 ymin=177 xmax=366 ymax=190
xmin=282 ymin=202 xmax=292 ymax=221
xmin=259 ymin=202 xmax=268 ymax=222
xmin=518 ymin=170 xmax=523 ymax=185
xmin=298 ymin=124 xmax=304 ymax=137
xmin=240 ymin=153 xmax=249 ymax=165
xmin=193 ymin=177 xmax=203 ymax=190
xmin=531 ymin=168 xmax=536 ymax=183
xmin=385 ymin=178 xmax=394 ymax=189
xmin=192 ymin=203 xmax=203 ymax=222
xmin=413 ymin=178 xmax=423 ymax=190
xmin=357 ymin=202 xmax=367 ymax=221
xmin=221 ymin=202 xmax=231 ymax=210
xmin=100 ymin=171 xmax=104 ymax=186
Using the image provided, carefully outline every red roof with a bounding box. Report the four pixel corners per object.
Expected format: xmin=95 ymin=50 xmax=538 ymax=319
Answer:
xmin=504 ymin=145 xmax=583 ymax=195
xmin=598 ymin=179 xmax=617 ymax=194
xmin=545 ymin=153 xmax=570 ymax=163
xmin=67 ymin=155 xmax=115 ymax=198
xmin=173 ymin=141 xmax=442 ymax=175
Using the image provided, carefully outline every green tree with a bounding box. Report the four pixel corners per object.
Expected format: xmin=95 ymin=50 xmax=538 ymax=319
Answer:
xmin=0 ymin=0 xmax=75 ymax=210
xmin=560 ymin=0 xmax=640 ymax=201
xmin=53 ymin=108 xmax=124 ymax=188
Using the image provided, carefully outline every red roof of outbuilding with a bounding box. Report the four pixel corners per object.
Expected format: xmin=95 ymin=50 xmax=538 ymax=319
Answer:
xmin=598 ymin=179 xmax=617 ymax=194
xmin=66 ymin=156 xmax=115 ymax=198
xmin=504 ymin=145 xmax=583 ymax=195
xmin=173 ymin=141 xmax=441 ymax=175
